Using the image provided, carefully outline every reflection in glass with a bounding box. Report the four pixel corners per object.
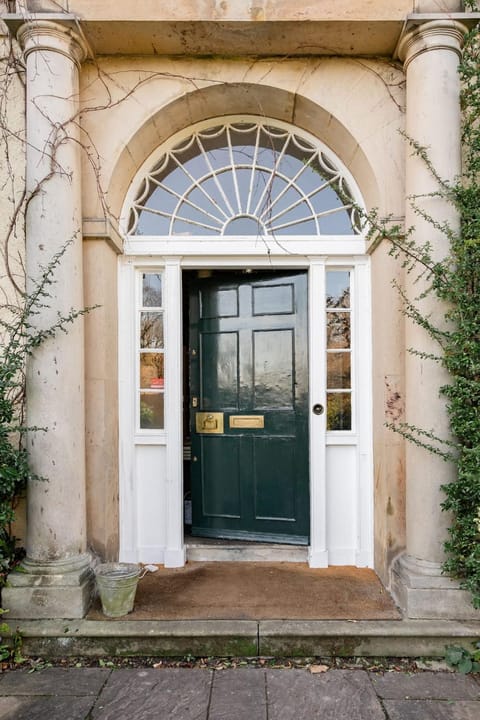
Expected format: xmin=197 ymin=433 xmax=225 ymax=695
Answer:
xmin=140 ymin=352 xmax=164 ymax=389
xmin=142 ymin=273 xmax=162 ymax=307
xmin=327 ymin=312 xmax=350 ymax=349
xmin=326 ymin=271 xmax=350 ymax=308
xmin=327 ymin=352 xmax=351 ymax=389
xmin=327 ymin=392 xmax=351 ymax=431
xmin=140 ymin=312 xmax=164 ymax=348
xmin=140 ymin=392 xmax=164 ymax=429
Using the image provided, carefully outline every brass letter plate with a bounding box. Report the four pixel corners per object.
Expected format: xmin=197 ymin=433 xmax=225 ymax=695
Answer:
xmin=229 ymin=415 xmax=265 ymax=429
xmin=195 ymin=412 xmax=224 ymax=434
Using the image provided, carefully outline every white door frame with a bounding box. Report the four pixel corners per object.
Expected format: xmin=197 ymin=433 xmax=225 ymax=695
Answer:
xmin=118 ymin=246 xmax=373 ymax=568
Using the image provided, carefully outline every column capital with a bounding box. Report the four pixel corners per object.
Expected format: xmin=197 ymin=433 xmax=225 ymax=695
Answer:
xmin=16 ymin=20 xmax=88 ymax=68
xmin=398 ymin=19 xmax=468 ymax=69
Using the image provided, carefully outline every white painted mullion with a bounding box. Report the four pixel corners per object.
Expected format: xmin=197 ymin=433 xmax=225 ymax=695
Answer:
xmin=196 ymin=136 xmax=236 ymax=216
xmin=308 ymin=260 xmax=328 ymax=568
xmin=246 ymin=125 xmax=261 ymax=214
xmin=252 ymin=137 xmax=289 ymax=218
xmin=259 ymin=153 xmax=317 ymax=221
xmin=226 ymin=126 xmax=243 ymax=214
xmin=118 ymin=259 xmax=139 ymax=562
xmin=163 ymin=258 xmax=186 ymax=567
xmin=148 ymin=177 xmax=226 ymax=226
xmin=169 ymin=154 xmax=231 ymax=222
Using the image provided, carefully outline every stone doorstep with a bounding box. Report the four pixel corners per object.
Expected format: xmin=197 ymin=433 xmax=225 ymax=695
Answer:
xmin=4 ymin=618 xmax=480 ymax=659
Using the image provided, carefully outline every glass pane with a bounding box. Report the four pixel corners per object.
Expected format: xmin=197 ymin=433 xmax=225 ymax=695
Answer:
xmin=327 ymin=352 xmax=351 ymax=389
xmin=140 ymin=352 xmax=164 ymax=389
xmin=176 ymin=196 xmax=223 ymax=231
xmin=319 ymin=208 xmax=355 ymax=235
xmin=327 ymin=312 xmax=350 ymax=349
xmin=140 ymin=392 xmax=164 ymax=429
xmin=136 ymin=209 xmax=170 ymax=236
xmin=327 ymin=392 xmax=351 ymax=431
xmin=326 ymin=271 xmax=350 ymax=308
xmin=142 ymin=273 xmax=162 ymax=307
xmin=140 ymin=312 xmax=164 ymax=349
xmin=223 ymin=216 xmax=264 ymax=235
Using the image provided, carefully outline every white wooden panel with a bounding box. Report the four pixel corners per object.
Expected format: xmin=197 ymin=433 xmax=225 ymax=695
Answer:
xmin=163 ymin=260 xmax=186 ymax=567
xmin=308 ymin=261 xmax=328 ymax=568
xmin=326 ymin=444 xmax=357 ymax=565
xmin=136 ymin=444 xmax=167 ymax=563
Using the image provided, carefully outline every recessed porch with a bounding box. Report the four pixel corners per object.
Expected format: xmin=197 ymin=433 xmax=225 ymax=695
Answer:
xmin=86 ymin=562 xmax=399 ymax=622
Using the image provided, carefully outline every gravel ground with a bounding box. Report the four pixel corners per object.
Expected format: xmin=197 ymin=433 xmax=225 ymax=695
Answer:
xmin=0 ymin=655 xmax=457 ymax=674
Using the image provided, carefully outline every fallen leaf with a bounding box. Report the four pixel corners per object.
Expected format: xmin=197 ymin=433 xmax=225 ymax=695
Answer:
xmin=309 ymin=664 xmax=329 ymax=674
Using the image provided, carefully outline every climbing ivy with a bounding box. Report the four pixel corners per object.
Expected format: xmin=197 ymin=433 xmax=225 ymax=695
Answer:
xmin=376 ymin=9 xmax=480 ymax=607
xmin=439 ymin=12 xmax=480 ymax=607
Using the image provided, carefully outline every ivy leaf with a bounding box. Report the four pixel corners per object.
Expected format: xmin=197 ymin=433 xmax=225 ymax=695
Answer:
xmin=458 ymin=657 xmax=473 ymax=674
xmin=445 ymin=646 xmax=464 ymax=666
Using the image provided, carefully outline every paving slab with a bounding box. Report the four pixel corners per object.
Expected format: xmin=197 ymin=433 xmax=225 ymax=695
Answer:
xmin=383 ymin=699 xmax=480 ymax=719
xmin=209 ymin=668 xmax=266 ymax=720
xmin=0 ymin=667 xmax=111 ymax=696
xmin=370 ymin=671 xmax=480 ymax=700
xmin=266 ymin=669 xmax=385 ymax=720
xmin=0 ymin=695 xmax=95 ymax=720
xmin=92 ymin=668 xmax=212 ymax=720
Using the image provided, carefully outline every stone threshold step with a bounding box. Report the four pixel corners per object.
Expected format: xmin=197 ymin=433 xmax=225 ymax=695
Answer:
xmin=185 ymin=541 xmax=308 ymax=562
xmin=5 ymin=619 xmax=480 ymax=659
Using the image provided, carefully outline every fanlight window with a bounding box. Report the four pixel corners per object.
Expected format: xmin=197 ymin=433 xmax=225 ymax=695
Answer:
xmin=128 ymin=120 xmax=361 ymax=237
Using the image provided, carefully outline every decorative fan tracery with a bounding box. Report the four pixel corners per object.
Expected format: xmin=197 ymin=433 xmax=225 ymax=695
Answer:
xmin=128 ymin=121 xmax=361 ymax=236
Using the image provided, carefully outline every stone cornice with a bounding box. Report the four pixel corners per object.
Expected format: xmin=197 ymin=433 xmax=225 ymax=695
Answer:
xmin=16 ymin=19 xmax=88 ymax=67
xmin=3 ymin=11 xmax=479 ymax=59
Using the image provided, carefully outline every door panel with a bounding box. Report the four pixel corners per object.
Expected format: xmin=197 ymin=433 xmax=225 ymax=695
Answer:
xmin=201 ymin=436 xmax=241 ymax=518
xmin=253 ymin=437 xmax=296 ymax=521
xmin=253 ymin=329 xmax=295 ymax=408
xmin=201 ymin=332 xmax=239 ymax=407
xmin=190 ymin=271 xmax=309 ymax=544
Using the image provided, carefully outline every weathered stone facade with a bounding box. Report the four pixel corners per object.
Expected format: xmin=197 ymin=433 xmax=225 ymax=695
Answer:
xmin=1 ymin=1 xmax=478 ymax=620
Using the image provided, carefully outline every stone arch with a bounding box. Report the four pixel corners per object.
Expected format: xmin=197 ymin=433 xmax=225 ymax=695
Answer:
xmin=106 ymin=82 xmax=381 ymax=231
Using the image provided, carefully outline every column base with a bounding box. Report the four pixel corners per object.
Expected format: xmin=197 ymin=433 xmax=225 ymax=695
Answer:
xmin=391 ymin=553 xmax=480 ymax=620
xmin=2 ymin=554 xmax=94 ymax=619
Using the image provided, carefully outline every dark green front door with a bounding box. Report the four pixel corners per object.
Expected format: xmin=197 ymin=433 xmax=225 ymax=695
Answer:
xmin=189 ymin=271 xmax=309 ymax=544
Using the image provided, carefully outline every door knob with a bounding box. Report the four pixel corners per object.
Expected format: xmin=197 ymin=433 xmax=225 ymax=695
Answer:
xmin=312 ymin=403 xmax=324 ymax=415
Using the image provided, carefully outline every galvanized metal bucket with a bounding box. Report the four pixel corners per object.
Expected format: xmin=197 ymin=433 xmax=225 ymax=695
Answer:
xmin=95 ymin=563 xmax=140 ymax=617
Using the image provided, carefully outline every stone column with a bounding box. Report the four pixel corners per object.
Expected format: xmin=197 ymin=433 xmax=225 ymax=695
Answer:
xmin=392 ymin=20 xmax=478 ymax=618
xmin=3 ymin=21 xmax=93 ymax=618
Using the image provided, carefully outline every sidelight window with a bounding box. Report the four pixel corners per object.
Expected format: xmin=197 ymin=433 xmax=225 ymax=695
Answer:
xmin=326 ymin=270 xmax=352 ymax=431
xmin=138 ymin=272 xmax=165 ymax=429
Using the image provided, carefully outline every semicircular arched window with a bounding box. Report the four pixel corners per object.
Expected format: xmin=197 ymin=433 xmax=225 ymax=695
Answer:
xmin=128 ymin=119 xmax=362 ymax=237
